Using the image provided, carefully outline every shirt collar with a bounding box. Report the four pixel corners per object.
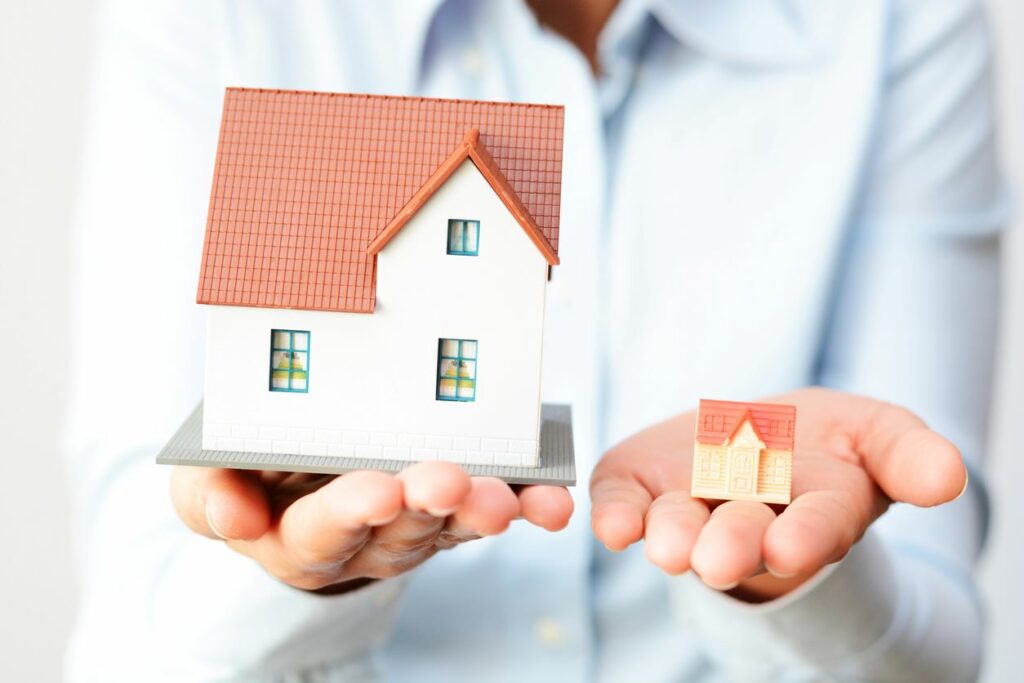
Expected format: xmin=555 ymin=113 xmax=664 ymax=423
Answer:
xmin=650 ymin=0 xmax=822 ymax=67
xmin=392 ymin=0 xmax=821 ymax=86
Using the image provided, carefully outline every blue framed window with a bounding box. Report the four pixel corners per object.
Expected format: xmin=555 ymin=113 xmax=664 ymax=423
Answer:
xmin=437 ymin=338 xmax=477 ymax=401
xmin=447 ymin=219 xmax=480 ymax=255
xmin=270 ymin=330 xmax=310 ymax=392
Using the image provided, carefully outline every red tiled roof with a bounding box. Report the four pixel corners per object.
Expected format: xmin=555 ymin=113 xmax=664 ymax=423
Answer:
xmin=696 ymin=399 xmax=796 ymax=451
xmin=196 ymin=88 xmax=564 ymax=313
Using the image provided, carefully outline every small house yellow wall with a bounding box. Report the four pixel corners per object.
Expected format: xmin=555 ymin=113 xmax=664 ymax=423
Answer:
xmin=691 ymin=418 xmax=792 ymax=504
xmin=693 ymin=444 xmax=728 ymax=492
xmin=755 ymin=449 xmax=792 ymax=499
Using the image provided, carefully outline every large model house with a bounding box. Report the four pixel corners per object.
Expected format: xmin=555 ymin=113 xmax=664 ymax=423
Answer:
xmin=196 ymin=88 xmax=564 ymax=468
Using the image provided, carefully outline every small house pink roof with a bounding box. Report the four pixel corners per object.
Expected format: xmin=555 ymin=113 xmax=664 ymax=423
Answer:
xmin=196 ymin=88 xmax=564 ymax=313
xmin=696 ymin=399 xmax=797 ymax=451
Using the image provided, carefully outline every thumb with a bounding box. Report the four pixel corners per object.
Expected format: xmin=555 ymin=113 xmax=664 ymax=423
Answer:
xmin=171 ymin=467 xmax=272 ymax=540
xmin=855 ymin=403 xmax=968 ymax=507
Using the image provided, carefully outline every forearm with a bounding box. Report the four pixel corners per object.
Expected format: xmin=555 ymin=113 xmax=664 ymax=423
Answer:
xmin=152 ymin=533 xmax=407 ymax=678
xmin=671 ymin=526 xmax=981 ymax=682
xmin=66 ymin=450 xmax=408 ymax=682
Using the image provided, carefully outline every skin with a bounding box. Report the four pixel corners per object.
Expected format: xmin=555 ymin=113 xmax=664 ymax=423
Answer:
xmin=525 ymin=0 xmax=619 ymax=72
xmin=171 ymin=463 xmax=574 ymax=592
xmin=589 ymin=387 xmax=969 ymax=601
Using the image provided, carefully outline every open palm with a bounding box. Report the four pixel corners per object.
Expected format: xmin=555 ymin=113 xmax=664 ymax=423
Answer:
xmin=172 ymin=463 xmax=573 ymax=592
xmin=590 ymin=387 xmax=967 ymax=599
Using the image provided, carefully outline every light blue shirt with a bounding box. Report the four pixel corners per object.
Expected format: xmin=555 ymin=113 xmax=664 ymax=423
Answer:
xmin=65 ymin=1 xmax=1007 ymax=681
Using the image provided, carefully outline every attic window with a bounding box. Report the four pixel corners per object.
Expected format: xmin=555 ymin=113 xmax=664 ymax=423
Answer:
xmin=437 ymin=338 xmax=477 ymax=401
xmin=270 ymin=330 xmax=310 ymax=393
xmin=447 ymin=219 xmax=480 ymax=256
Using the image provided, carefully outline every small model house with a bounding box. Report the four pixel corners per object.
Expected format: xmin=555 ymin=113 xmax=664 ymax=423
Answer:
xmin=691 ymin=399 xmax=796 ymax=504
xmin=195 ymin=88 xmax=564 ymax=469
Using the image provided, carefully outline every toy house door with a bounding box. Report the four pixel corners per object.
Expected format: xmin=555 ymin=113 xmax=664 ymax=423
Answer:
xmin=727 ymin=447 xmax=758 ymax=497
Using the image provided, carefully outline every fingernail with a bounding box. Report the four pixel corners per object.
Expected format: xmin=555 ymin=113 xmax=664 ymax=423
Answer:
xmin=205 ymin=503 xmax=229 ymax=540
xmin=426 ymin=505 xmax=459 ymax=518
xmin=767 ymin=568 xmax=797 ymax=579
xmin=954 ymin=468 xmax=970 ymax=501
xmin=704 ymin=579 xmax=739 ymax=591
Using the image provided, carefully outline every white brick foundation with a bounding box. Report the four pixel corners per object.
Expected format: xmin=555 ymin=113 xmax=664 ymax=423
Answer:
xmin=203 ymin=422 xmax=540 ymax=467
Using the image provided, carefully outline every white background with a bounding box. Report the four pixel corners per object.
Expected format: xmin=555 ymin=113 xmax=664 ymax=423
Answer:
xmin=0 ymin=2 xmax=1020 ymax=681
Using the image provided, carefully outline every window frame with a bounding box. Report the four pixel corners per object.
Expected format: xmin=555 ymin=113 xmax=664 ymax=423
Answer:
xmin=436 ymin=338 xmax=478 ymax=402
xmin=269 ymin=329 xmax=311 ymax=393
xmin=447 ymin=218 xmax=480 ymax=256
xmin=698 ymin=448 xmax=723 ymax=479
xmin=764 ymin=452 xmax=787 ymax=485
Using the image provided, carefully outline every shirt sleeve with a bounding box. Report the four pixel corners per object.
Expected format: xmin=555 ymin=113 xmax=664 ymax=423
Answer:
xmin=63 ymin=2 xmax=407 ymax=680
xmin=670 ymin=0 xmax=1007 ymax=680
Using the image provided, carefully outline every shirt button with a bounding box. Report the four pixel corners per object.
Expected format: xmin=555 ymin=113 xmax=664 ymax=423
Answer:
xmin=534 ymin=617 xmax=567 ymax=648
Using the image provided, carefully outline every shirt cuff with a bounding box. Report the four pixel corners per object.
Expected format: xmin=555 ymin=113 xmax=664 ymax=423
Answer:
xmin=668 ymin=529 xmax=900 ymax=681
xmin=151 ymin=536 xmax=408 ymax=680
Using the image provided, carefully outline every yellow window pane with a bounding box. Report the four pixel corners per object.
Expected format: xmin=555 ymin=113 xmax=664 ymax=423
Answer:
xmin=440 ymin=339 xmax=460 ymax=357
xmin=272 ymin=330 xmax=291 ymax=349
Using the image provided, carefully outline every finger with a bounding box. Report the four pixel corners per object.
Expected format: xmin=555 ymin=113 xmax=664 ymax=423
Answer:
xmin=396 ymin=461 xmax=472 ymax=516
xmin=690 ymin=501 xmax=775 ymax=590
xmin=447 ymin=477 xmax=520 ymax=536
xmin=857 ymin=404 xmax=967 ymax=506
xmin=590 ymin=475 xmax=653 ymax=551
xmin=763 ymin=490 xmax=862 ymax=577
xmin=643 ymin=492 xmax=710 ymax=575
xmin=340 ymin=463 xmax=474 ymax=578
xmin=343 ymin=509 xmax=447 ymax=579
xmin=517 ymin=486 xmax=574 ymax=531
xmin=272 ymin=471 xmax=404 ymax=565
xmin=170 ymin=466 xmax=270 ymax=541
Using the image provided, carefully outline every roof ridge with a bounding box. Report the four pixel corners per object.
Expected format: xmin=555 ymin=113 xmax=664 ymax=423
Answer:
xmin=224 ymin=87 xmax=565 ymax=111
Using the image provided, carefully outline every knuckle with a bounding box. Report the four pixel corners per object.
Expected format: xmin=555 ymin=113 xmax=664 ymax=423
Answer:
xmin=363 ymin=549 xmax=437 ymax=579
xmin=437 ymin=529 xmax=479 ymax=545
xmin=290 ymin=542 xmax=354 ymax=569
xmin=374 ymin=533 xmax=438 ymax=558
xmin=288 ymin=531 xmax=369 ymax=568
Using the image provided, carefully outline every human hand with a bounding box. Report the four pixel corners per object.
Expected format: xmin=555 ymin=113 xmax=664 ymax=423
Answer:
xmin=590 ymin=388 xmax=967 ymax=601
xmin=171 ymin=462 xmax=573 ymax=592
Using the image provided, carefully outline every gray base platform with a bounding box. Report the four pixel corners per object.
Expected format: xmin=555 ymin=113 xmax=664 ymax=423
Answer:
xmin=157 ymin=402 xmax=576 ymax=486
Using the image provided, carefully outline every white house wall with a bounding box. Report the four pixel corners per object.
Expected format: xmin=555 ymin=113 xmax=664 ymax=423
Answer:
xmin=202 ymin=159 xmax=550 ymax=467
